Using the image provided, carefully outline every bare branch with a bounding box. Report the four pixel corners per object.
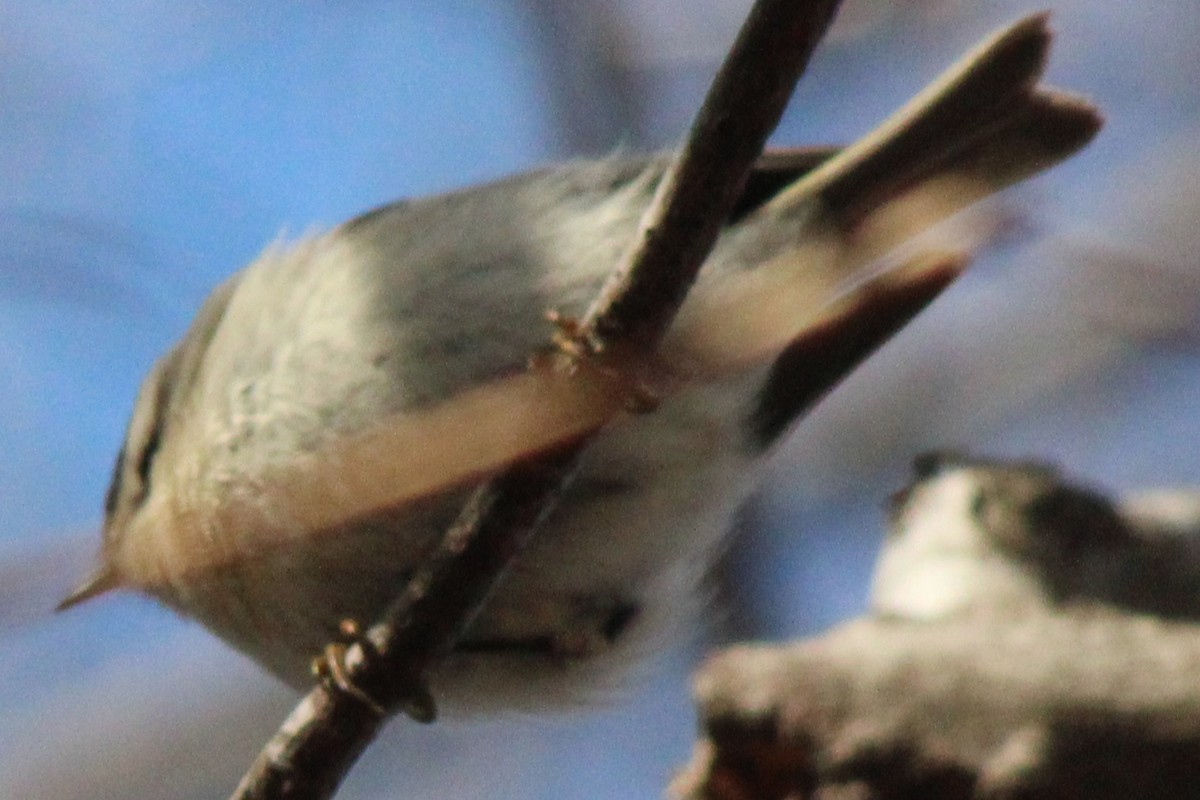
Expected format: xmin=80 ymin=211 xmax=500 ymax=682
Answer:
xmin=582 ymin=0 xmax=844 ymax=349
xmin=678 ymin=611 xmax=1200 ymax=800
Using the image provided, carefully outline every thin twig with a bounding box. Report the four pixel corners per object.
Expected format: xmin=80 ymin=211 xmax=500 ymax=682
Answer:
xmin=582 ymin=0 xmax=842 ymax=348
xmin=230 ymin=1 xmax=842 ymax=797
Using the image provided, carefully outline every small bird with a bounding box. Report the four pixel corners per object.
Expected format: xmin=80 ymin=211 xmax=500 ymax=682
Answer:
xmin=60 ymin=16 xmax=1099 ymax=713
xmin=872 ymin=452 xmax=1200 ymax=622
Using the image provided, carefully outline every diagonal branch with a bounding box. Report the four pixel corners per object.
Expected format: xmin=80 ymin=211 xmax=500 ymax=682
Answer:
xmin=582 ymin=0 xmax=844 ymax=348
xmin=230 ymin=1 xmax=843 ymax=797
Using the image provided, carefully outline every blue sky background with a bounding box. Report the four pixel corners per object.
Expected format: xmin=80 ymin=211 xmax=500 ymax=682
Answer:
xmin=1 ymin=2 xmax=1198 ymax=798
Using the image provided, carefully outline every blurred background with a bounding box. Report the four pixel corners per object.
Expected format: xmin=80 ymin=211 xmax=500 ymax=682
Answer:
xmin=1 ymin=1 xmax=1198 ymax=797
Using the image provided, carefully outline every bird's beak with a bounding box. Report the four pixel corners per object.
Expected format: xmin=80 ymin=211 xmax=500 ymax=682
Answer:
xmin=56 ymin=564 xmax=120 ymax=611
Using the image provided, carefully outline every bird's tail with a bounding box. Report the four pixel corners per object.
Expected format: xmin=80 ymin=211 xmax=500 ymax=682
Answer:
xmin=766 ymin=13 xmax=1100 ymax=235
xmin=672 ymin=13 xmax=1101 ymax=447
